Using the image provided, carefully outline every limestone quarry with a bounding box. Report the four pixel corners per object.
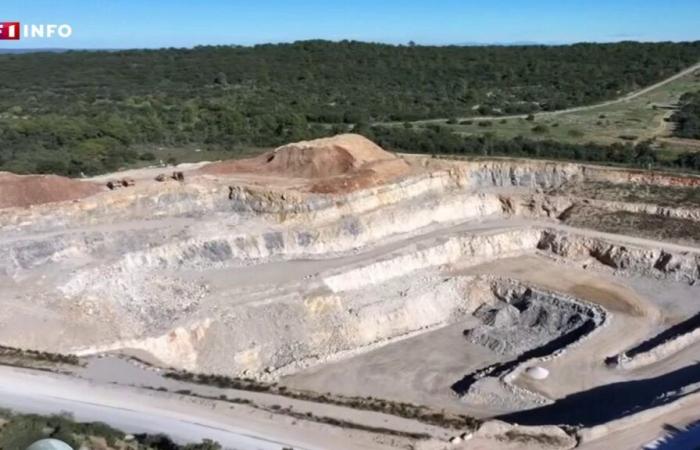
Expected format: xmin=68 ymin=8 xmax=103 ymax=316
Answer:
xmin=2 ymin=133 xmax=700 ymax=449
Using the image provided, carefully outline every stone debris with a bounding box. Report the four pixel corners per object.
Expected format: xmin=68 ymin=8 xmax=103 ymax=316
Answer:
xmin=465 ymin=288 xmax=593 ymax=356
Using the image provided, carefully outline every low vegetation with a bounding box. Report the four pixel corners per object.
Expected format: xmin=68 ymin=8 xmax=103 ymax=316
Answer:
xmin=164 ymin=370 xmax=480 ymax=430
xmin=0 ymin=409 xmax=220 ymax=449
xmin=548 ymin=181 xmax=700 ymax=208
xmin=264 ymin=405 xmax=431 ymax=440
xmin=0 ymin=345 xmax=80 ymax=368
xmin=146 ymin=385 xmax=431 ymax=441
xmin=671 ymin=91 xmax=700 ymax=138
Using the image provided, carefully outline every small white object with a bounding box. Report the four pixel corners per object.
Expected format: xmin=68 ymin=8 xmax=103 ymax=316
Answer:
xmin=26 ymin=439 xmax=73 ymax=450
xmin=526 ymin=366 xmax=550 ymax=380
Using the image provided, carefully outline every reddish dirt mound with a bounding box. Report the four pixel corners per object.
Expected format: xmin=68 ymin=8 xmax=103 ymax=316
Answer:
xmin=0 ymin=172 xmax=102 ymax=209
xmin=199 ymin=134 xmax=412 ymax=192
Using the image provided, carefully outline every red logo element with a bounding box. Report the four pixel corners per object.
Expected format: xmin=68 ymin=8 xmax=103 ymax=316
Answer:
xmin=0 ymin=22 xmax=20 ymax=40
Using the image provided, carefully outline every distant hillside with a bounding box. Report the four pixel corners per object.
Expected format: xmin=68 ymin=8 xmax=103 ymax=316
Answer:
xmin=0 ymin=40 xmax=699 ymax=175
xmin=0 ymin=48 xmax=71 ymax=54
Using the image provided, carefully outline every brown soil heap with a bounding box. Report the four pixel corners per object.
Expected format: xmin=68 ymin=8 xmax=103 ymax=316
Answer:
xmin=200 ymin=134 xmax=412 ymax=193
xmin=0 ymin=172 xmax=102 ymax=209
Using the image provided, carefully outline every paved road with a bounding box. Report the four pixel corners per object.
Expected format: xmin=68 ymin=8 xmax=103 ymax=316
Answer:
xmin=388 ymin=61 xmax=700 ymax=125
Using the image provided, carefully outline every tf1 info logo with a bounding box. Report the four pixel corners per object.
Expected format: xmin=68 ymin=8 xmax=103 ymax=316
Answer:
xmin=0 ymin=22 xmax=73 ymax=40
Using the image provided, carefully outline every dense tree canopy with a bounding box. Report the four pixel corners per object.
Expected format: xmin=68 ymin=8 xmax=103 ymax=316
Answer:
xmin=671 ymin=91 xmax=700 ymax=139
xmin=0 ymin=40 xmax=699 ymax=175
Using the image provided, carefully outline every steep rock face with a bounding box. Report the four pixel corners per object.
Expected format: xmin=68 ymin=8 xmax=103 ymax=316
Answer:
xmin=73 ymin=320 xmax=212 ymax=370
xmin=193 ymin=274 xmax=494 ymax=378
xmin=0 ymin=180 xmax=232 ymax=234
xmin=323 ymin=229 xmax=541 ymax=293
xmin=538 ymin=230 xmax=700 ymax=282
xmin=499 ymin=194 xmax=575 ymax=219
xmin=583 ymin=165 xmax=700 ymax=187
xmin=570 ymin=198 xmax=700 ymax=222
xmin=462 ymin=160 xmax=583 ymax=190
xmin=226 ymin=169 xmax=461 ymax=219
xmin=33 ymin=191 xmax=504 ymax=282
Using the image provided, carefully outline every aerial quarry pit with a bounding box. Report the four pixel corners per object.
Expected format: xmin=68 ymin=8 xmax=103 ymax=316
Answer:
xmin=2 ymin=133 xmax=700 ymax=450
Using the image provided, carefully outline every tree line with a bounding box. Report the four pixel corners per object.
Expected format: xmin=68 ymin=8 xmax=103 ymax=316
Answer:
xmin=365 ymin=125 xmax=700 ymax=171
xmin=671 ymin=91 xmax=700 ymax=139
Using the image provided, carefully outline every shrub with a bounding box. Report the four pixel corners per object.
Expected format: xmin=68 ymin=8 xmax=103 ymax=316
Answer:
xmin=139 ymin=151 xmax=156 ymax=161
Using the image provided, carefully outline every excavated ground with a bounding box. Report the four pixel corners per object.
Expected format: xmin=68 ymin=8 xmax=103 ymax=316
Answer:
xmin=2 ymin=134 xmax=700 ymax=448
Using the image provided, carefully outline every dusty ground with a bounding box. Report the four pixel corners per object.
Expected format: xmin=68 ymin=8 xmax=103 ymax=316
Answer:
xmin=283 ymin=318 xmax=506 ymax=415
xmin=199 ymin=134 xmax=414 ymax=193
xmin=0 ymin=171 xmax=102 ymax=208
xmin=549 ymin=181 xmax=700 ymax=208
xmin=1 ymin=134 xmax=700 ymax=449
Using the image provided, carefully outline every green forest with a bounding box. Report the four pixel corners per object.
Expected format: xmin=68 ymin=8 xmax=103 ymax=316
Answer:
xmin=671 ymin=91 xmax=700 ymax=139
xmin=1 ymin=40 xmax=700 ymax=175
